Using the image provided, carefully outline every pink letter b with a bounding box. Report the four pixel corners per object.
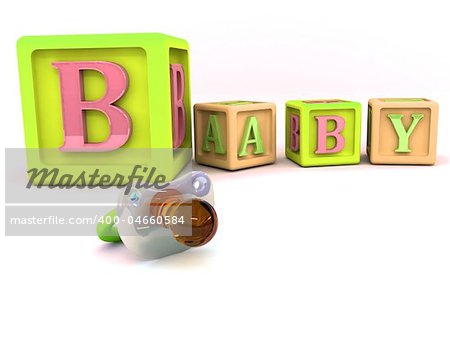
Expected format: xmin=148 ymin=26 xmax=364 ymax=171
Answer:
xmin=53 ymin=61 xmax=131 ymax=152
xmin=289 ymin=114 xmax=300 ymax=152
xmin=315 ymin=115 xmax=346 ymax=154
xmin=170 ymin=64 xmax=186 ymax=149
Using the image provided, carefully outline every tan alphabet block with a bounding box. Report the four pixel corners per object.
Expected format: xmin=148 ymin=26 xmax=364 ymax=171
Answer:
xmin=194 ymin=101 xmax=276 ymax=170
xmin=367 ymin=98 xmax=438 ymax=165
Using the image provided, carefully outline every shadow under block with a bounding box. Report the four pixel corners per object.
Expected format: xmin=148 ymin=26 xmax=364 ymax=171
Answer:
xmin=367 ymin=98 xmax=438 ymax=165
xmin=285 ymin=99 xmax=361 ymax=167
xmin=194 ymin=101 xmax=276 ymax=170
xmin=17 ymin=33 xmax=192 ymax=184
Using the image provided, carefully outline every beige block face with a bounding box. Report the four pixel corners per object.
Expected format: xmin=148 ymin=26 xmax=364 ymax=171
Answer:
xmin=378 ymin=108 xmax=431 ymax=156
xmin=232 ymin=106 xmax=276 ymax=170
xmin=195 ymin=108 xmax=228 ymax=165
xmin=368 ymin=98 xmax=438 ymax=165
xmin=194 ymin=102 xmax=276 ymax=170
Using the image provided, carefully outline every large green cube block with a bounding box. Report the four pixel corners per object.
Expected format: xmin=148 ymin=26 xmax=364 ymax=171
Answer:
xmin=285 ymin=99 xmax=361 ymax=167
xmin=17 ymin=33 xmax=192 ymax=184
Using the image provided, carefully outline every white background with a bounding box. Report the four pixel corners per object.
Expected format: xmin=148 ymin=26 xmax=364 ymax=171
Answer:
xmin=1 ymin=1 xmax=449 ymax=336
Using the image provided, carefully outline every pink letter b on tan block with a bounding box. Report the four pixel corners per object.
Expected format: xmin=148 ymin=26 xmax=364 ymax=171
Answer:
xmin=53 ymin=61 xmax=131 ymax=152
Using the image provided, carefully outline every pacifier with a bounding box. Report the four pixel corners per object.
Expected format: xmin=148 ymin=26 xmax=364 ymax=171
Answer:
xmin=97 ymin=171 xmax=218 ymax=259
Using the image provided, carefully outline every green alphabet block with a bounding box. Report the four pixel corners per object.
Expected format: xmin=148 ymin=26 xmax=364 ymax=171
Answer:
xmin=17 ymin=33 xmax=192 ymax=184
xmin=285 ymin=99 xmax=361 ymax=167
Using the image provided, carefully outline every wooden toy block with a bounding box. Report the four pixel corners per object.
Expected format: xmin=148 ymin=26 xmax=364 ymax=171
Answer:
xmin=17 ymin=33 xmax=192 ymax=184
xmin=194 ymin=101 xmax=276 ymax=170
xmin=367 ymin=98 xmax=438 ymax=165
xmin=285 ymin=99 xmax=361 ymax=167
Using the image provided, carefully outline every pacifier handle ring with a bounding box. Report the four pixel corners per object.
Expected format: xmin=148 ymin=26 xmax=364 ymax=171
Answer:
xmin=190 ymin=171 xmax=211 ymax=197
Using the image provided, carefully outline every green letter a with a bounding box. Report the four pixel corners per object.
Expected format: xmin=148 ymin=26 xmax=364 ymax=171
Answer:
xmin=238 ymin=116 xmax=265 ymax=157
xmin=388 ymin=113 xmax=424 ymax=153
xmin=202 ymin=115 xmax=225 ymax=154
